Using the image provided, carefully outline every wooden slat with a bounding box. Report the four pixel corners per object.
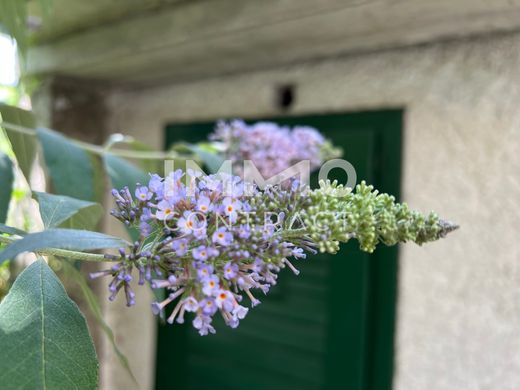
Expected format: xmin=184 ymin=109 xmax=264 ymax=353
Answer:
xmin=27 ymin=0 xmax=520 ymax=84
xmin=27 ymin=0 xmax=185 ymax=42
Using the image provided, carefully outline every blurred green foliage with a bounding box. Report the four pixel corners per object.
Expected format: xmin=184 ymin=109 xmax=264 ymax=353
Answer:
xmin=0 ymin=0 xmax=53 ymax=55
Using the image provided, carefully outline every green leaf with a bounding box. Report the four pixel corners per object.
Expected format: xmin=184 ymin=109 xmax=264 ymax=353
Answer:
xmin=0 ymin=0 xmax=28 ymax=54
xmin=32 ymin=191 xmax=103 ymax=230
xmin=0 ymin=229 xmax=126 ymax=264
xmin=0 ymin=223 xmax=26 ymax=236
xmin=106 ymin=134 xmax=161 ymax=174
xmin=0 ymin=103 xmax=37 ymax=180
xmin=0 ymin=259 xmax=98 ymax=389
xmin=104 ymin=153 xmax=149 ymax=193
xmin=192 ymin=145 xmax=224 ymax=173
xmin=188 ymin=143 xmax=226 ymax=173
xmin=127 ymin=139 xmax=162 ymax=173
xmin=61 ymin=261 xmax=137 ymax=384
xmin=0 ymin=153 xmax=13 ymax=223
xmin=37 ymin=127 xmax=95 ymax=201
xmin=104 ymin=153 xmax=148 ymax=241
xmin=90 ymin=153 xmax=107 ymax=204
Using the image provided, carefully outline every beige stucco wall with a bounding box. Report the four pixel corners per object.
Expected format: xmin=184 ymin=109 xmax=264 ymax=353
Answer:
xmin=106 ymin=31 xmax=520 ymax=390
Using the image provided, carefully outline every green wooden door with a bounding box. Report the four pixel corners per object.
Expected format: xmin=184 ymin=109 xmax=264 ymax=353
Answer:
xmin=158 ymin=110 xmax=402 ymax=390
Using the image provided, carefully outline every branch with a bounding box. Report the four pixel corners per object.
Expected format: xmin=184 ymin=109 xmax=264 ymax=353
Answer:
xmin=0 ymin=235 xmax=111 ymax=262
xmin=0 ymin=120 xmax=194 ymax=161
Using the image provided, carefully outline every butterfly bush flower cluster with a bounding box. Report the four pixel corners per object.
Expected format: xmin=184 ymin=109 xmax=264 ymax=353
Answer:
xmin=92 ymin=170 xmax=457 ymax=336
xmin=210 ymin=120 xmax=341 ymax=178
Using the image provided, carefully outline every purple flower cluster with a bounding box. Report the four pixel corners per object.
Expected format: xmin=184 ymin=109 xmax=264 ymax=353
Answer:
xmin=210 ymin=120 xmax=327 ymax=178
xmin=94 ymin=169 xmax=456 ymax=335
xmin=94 ymin=171 xmax=310 ymax=335
xmin=93 ymin=125 xmax=455 ymax=338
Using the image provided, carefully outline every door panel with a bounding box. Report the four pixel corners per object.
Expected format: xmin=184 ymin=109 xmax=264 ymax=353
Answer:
xmin=158 ymin=110 xmax=402 ymax=390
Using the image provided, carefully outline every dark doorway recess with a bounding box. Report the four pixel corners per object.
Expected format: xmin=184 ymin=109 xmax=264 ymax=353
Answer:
xmin=157 ymin=109 xmax=403 ymax=390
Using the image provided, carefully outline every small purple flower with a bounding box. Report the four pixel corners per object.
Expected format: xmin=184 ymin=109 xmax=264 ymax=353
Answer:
xmin=233 ymin=304 xmax=249 ymax=320
xmin=151 ymin=275 xmax=177 ymax=289
xmin=223 ymin=177 xmax=244 ymax=198
xmin=236 ymin=224 xmax=251 ymax=239
xmin=163 ymin=170 xmax=185 ymax=203
xmin=222 ymin=197 xmax=242 ymax=223
xmin=193 ymin=314 xmax=216 ymax=336
xmin=291 ymin=179 xmax=300 ymax=193
xmin=212 ymin=227 xmax=233 ymax=246
xmin=140 ymin=207 xmax=152 ymax=222
xmin=183 ymin=296 xmax=199 ymax=312
xmin=192 ymin=224 xmax=208 ymax=240
xmin=178 ymin=211 xmax=206 ymax=237
xmin=135 ymin=186 xmax=152 ymax=202
xmin=227 ymin=317 xmax=239 ymax=329
xmin=292 ymin=247 xmax=306 ymax=259
xmin=207 ymin=247 xmax=219 ymax=258
xmin=261 ymin=225 xmax=275 ymax=240
xmin=215 ymin=289 xmax=234 ymax=312
xmin=172 ymin=169 xmax=184 ymax=181
xmin=199 ymin=176 xmax=223 ymax=192
xmin=226 ymin=303 xmax=249 ymax=328
xmin=177 ymin=211 xmax=197 ymax=235
xmin=151 ymin=291 xmax=178 ymax=315
xmin=193 ymin=245 xmax=209 ymax=261
xmin=202 ymin=275 xmax=219 ymax=296
xmin=124 ymin=284 xmax=136 ymax=307
xmin=171 ymin=238 xmax=189 ymax=256
xmin=252 ymin=258 xmax=265 ymax=273
xmin=139 ymin=221 xmax=152 ymax=236
xmin=156 ymin=199 xmax=176 ymax=221
xmin=151 ymin=301 xmax=164 ymax=316
xmin=196 ymin=263 xmax=214 ymax=280
xmin=187 ymin=169 xmax=203 ymax=178
xmin=148 ymin=174 xmax=164 ymax=198
xmin=196 ymin=195 xmax=212 ymax=213
xmin=200 ymin=298 xmax=218 ymax=316
xmin=223 ymin=262 xmax=238 ymax=280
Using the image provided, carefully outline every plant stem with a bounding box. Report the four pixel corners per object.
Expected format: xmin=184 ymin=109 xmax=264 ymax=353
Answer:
xmin=41 ymin=248 xmax=109 ymax=262
xmin=0 ymin=235 xmax=113 ymax=262
xmin=1 ymin=120 xmax=195 ymax=161
xmin=279 ymin=228 xmax=308 ymax=240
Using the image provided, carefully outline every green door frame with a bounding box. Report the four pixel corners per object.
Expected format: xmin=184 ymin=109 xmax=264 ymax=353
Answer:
xmin=158 ymin=109 xmax=402 ymax=390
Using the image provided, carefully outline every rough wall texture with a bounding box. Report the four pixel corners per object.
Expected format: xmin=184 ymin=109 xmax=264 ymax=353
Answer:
xmin=100 ymin=214 xmax=157 ymax=390
xmin=107 ymin=32 xmax=520 ymax=389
